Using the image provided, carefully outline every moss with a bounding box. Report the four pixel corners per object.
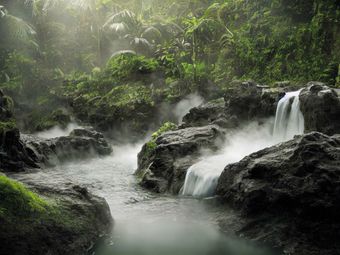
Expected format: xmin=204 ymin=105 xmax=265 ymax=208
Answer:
xmin=0 ymin=175 xmax=49 ymax=220
xmin=151 ymin=121 xmax=177 ymax=140
xmin=143 ymin=122 xmax=177 ymax=158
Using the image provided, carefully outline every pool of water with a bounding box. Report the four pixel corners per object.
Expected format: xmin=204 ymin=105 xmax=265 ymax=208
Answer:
xmin=12 ymin=142 xmax=276 ymax=255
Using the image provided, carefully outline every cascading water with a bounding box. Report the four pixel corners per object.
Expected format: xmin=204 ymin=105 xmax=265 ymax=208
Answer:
xmin=273 ymin=90 xmax=305 ymax=141
xmin=181 ymin=89 xmax=305 ymax=198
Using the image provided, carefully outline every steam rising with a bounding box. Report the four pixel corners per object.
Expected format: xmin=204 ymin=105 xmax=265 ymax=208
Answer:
xmin=182 ymin=120 xmax=276 ymax=197
xmin=34 ymin=122 xmax=81 ymax=139
xmin=173 ymin=93 xmax=204 ymax=123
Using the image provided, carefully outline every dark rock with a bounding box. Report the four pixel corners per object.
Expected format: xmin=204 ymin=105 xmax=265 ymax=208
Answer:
xmin=216 ymin=132 xmax=340 ymax=254
xmin=22 ymin=128 xmax=112 ymax=166
xmin=224 ymin=82 xmax=280 ymax=122
xmin=136 ymin=125 xmax=225 ymax=193
xmin=0 ymin=128 xmax=39 ymax=171
xmin=300 ymin=82 xmax=340 ymax=135
xmin=0 ymin=93 xmax=39 ymax=172
xmin=0 ymin=179 xmax=113 ymax=255
xmin=180 ymin=98 xmax=227 ymax=128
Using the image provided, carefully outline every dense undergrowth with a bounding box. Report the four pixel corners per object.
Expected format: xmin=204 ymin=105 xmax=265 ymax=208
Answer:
xmin=0 ymin=0 xmax=339 ymax=132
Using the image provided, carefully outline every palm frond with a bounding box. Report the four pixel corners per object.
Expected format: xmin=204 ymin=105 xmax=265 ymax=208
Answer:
xmin=141 ymin=26 xmax=162 ymax=43
xmin=5 ymin=14 xmax=36 ymax=42
xmin=104 ymin=10 xmax=137 ymax=28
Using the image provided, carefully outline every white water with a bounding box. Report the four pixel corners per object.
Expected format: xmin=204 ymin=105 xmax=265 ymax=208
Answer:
xmin=273 ymin=90 xmax=305 ymax=141
xmin=182 ymin=90 xmax=305 ymax=198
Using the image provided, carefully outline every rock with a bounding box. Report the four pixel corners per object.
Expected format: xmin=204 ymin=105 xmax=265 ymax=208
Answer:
xmin=180 ymin=98 xmax=230 ymax=128
xmin=0 ymin=178 xmax=113 ymax=255
xmin=22 ymin=128 xmax=112 ymax=166
xmin=300 ymin=82 xmax=340 ymax=135
xmin=216 ymin=132 xmax=340 ymax=254
xmin=136 ymin=125 xmax=225 ymax=193
xmin=0 ymin=92 xmax=39 ymax=172
xmin=0 ymin=128 xmax=39 ymax=171
xmin=224 ymin=81 xmax=280 ymax=122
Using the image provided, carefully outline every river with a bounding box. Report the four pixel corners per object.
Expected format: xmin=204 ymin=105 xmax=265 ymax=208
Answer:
xmin=11 ymin=140 xmax=276 ymax=255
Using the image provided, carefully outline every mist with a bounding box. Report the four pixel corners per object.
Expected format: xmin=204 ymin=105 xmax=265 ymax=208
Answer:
xmin=34 ymin=122 xmax=82 ymax=139
xmin=173 ymin=93 xmax=204 ymax=123
xmin=182 ymin=119 xmax=277 ymax=198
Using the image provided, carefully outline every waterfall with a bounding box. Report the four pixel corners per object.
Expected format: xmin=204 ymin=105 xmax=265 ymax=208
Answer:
xmin=181 ymin=90 xmax=305 ymax=198
xmin=273 ymin=90 xmax=305 ymax=141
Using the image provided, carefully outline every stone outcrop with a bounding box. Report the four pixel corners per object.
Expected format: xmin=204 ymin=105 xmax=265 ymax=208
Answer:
xmin=136 ymin=125 xmax=225 ymax=193
xmin=22 ymin=128 xmax=112 ymax=166
xmin=300 ymin=82 xmax=340 ymax=135
xmin=216 ymin=132 xmax=340 ymax=254
xmin=0 ymin=91 xmax=39 ymax=172
xmin=180 ymin=98 xmax=228 ymax=128
xmin=0 ymin=180 xmax=113 ymax=255
xmin=224 ymin=81 xmax=280 ymax=122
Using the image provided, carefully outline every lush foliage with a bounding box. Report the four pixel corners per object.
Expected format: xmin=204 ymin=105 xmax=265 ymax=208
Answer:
xmin=0 ymin=0 xmax=339 ymax=132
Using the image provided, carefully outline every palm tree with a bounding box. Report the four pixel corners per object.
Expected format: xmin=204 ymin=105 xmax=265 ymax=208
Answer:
xmin=0 ymin=5 xmax=37 ymax=50
xmin=102 ymin=9 xmax=162 ymax=57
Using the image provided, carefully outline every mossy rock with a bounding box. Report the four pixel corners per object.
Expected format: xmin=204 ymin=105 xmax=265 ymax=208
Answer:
xmin=0 ymin=175 xmax=112 ymax=255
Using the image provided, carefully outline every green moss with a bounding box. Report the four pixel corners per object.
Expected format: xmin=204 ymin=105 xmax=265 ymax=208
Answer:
xmin=143 ymin=122 xmax=177 ymax=158
xmin=0 ymin=175 xmax=49 ymax=220
xmin=151 ymin=122 xmax=177 ymax=140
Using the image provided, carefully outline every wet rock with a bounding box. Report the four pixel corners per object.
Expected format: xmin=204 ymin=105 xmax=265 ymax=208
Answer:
xmin=0 ymin=178 xmax=113 ymax=255
xmin=136 ymin=125 xmax=225 ymax=193
xmin=180 ymin=98 xmax=229 ymax=128
xmin=224 ymin=81 xmax=280 ymax=122
xmin=300 ymin=82 xmax=340 ymax=135
xmin=216 ymin=132 xmax=340 ymax=254
xmin=0 ymin=92 xmax=39 ymax=172
xmin=22 ymin=128 xmax=112 ymax=166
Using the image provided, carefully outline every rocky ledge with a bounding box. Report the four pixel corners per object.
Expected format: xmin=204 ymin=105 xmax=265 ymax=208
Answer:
xmin=0 ymin=175 xmax=113 ymax=255
xmin=300 ymin=82 xmax=340 ymax=135
xmin=22 ymin=128 xmax=112 ymax=166
xmin=136 ymin=125 xmax=225 ymax=193
xmin=216 ymin=132 xmax=340 ymax=254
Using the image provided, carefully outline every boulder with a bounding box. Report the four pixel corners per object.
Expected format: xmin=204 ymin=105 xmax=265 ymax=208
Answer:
xmin=0 ymin=92 xmax=39 ymax=172
xmin=180 ymin=98 xmax=230 ymax=128
xmin=224 ymin=81 xmax=280 ymax=122
xmin=216 ymin=132 xmax=340 ymax=254
xmin=300 ymin=82 xmax=340 ymax=135
xmin=22 ymin=128 xmax=112 ymax=166
xmin=136 ymin=125 xmax=225 ymax=193
xmin=0 ymin=178 xmax=113 ymax=255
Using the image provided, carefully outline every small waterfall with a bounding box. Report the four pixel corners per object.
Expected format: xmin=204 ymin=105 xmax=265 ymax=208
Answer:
xmin=273 ymin=90 xmax=305 ymax=141
xmin=181 ymin=90 xmax=305 ymax=198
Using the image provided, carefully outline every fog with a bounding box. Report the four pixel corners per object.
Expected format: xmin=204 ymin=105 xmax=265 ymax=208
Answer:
xmin=34 ymin=122 xmax=82 ymax=139
xmin=173 ymin=93 xmax=204 ymax=123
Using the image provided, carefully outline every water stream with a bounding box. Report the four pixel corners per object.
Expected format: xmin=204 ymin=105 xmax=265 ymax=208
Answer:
xmin=182 ymin=90 xmax=304 ymax=198
xmin=9 ymin=90 xmax=305 ymax=255
xmin=12 ymin=143 xmax=274 ymax=255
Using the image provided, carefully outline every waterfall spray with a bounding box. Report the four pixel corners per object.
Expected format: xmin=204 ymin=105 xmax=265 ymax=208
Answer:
xmin=181 ymin=90 xmax=305 ymax=198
